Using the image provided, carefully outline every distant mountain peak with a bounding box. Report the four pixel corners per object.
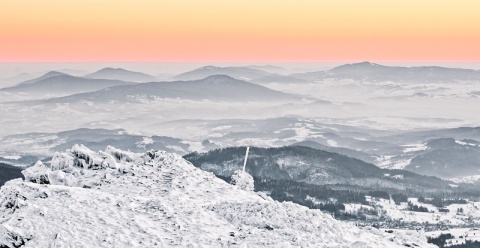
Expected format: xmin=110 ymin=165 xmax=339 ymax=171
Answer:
xmin=84 ymin=67 xmax=156 ymax=82
xmin=202 ymin=74 xmax=237 ymax=81
xmin=200 ymin=65 xmax=220 ymax=70
xmin=358 ymin=61 xmax=377 ymax=66
xmin=96 ymin=67 xmax=127 ymax=72
xmin=92 ymin=67 xmax=131 ymax=73
xmin=14 ymin=71 xmax=69 ymax=86
xmin=29 ymin=71 xmax=68 ymax=80
xmin=341 ymin=61 xmax=382 ymax=68
xmin=173 ymin=65 xmax=272 ymax=81
xmin=42 ymin=71 xmax=68 ymax=77
xmin=328 ymin=62 xmax=386 ymax=73
xmin=16 ymin=72 xmax=33 ymax=76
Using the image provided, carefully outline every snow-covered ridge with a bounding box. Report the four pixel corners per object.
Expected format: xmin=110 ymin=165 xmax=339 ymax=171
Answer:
xmin=1 ymin=145 xmax=434 ymax=247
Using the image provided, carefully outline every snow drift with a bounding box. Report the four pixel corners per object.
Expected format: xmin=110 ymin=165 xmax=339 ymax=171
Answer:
xmin=0 ymin=145 xmax=434 ymax=247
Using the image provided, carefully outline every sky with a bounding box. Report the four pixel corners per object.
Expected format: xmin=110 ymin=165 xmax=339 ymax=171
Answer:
xmin=1 ymin=0 xmax=479 ymax=62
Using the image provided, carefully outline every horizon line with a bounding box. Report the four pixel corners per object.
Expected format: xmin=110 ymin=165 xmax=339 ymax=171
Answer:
xmin=1 ymin=60 xmax=480 ymax=64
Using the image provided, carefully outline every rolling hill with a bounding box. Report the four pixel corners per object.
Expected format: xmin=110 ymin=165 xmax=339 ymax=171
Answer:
xmin=0 ymin=74 xmax=136 ymax=99
xmin=184 ymin=146 xmax=458 ymax=192
xmin=292 ymin=62 xmax=480 ymax=83
xmin=173 ymin=66 xmax=271 ymax=81
xmin=84 ymin=67 xmax=157 ymax=82
xmin=42 ymin=75 xmax=310 ymax=103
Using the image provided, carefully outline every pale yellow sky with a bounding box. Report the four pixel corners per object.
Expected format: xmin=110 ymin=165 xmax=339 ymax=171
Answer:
xmin=1 ymin=0 xmax=479 ymax=61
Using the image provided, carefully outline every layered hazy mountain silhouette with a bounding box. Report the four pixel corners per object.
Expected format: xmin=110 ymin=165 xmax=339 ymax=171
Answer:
xmin=0 ymin=72 xmax=40 ymax=87
xmin=251 ymin=74 xmax=307 ymax=84
xmin=174 ymin=65 xmax=310 ymax=84
xmin=245 ymin=65 xmax=286 ymax=74
xmin=173 ymin=62 xmax=480 ymax=85
xmin=378 ymin=126 xmax=480 ymax=145
xmin=17 ymin=71 xmax=68 ymax=85
xmin=0 ymin=69 xmax=89 ymax=87
xmin=292 ymin=61 xmax=480 ymax=83
xmin=173 ymin=66 xmax=271 ymax=81
xmin=0 ymin=74 xmax=135 ymax=99
xmin=41 ymin=75 xmax=309 ymax=103
xmin=84 ymin=67 xmax=157 ymax=82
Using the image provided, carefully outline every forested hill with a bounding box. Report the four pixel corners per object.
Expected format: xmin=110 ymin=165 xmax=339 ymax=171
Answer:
xmin=184 ymin=146 xmax=460 ymax=193
xmin=0 ymin=162 xmax=23 ymax=186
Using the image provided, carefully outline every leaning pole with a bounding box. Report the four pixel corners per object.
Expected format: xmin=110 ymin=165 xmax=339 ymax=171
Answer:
xmin=242 ymin=146 xmax=250 ymax=172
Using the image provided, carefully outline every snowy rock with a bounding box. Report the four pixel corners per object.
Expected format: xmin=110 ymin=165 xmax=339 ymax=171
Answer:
xmin=231 ymin=170 xmax=255 ymax=191
xmin=22 ymin=161 xmax=50 ymax=184
xmin=0 ymin=145 xmax=435 ymax=247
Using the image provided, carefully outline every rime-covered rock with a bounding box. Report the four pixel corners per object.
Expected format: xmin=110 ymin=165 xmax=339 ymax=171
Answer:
xmin=231 ymin=170 xmax=254 ymax=191
xmin=22 ymin=161 xmax=50 ymax=184
xmin=0 ymin=145 xmax=435 ymax=247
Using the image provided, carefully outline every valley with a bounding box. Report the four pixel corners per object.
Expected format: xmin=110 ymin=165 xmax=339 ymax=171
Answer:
xmin=1 ymin=62 xmax=480 ymax=247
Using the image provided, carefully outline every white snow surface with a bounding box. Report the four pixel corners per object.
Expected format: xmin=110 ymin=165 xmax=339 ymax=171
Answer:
xmin=0 ymin=145 xmax=434 ymax=247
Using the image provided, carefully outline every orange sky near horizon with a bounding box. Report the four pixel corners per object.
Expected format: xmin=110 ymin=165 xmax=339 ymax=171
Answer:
xmin=1 ymin=0 xmax=479 ymax=62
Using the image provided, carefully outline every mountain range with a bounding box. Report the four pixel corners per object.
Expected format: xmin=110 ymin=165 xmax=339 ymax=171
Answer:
xmin=0 ymin=69 xmax=88 ymax=87
xmin=245 ymin=65 xmax=286 ymax=74
xmin=39 ymin=75 xmax=308 ymax=103
xmin=0 ymin=74 xmax=135 ymax=100
xmin=171 ymin=62 xmax=480 ymax=84
xmin=251 ymin=74 xmax=307 ymax=84
xmin=291 ymin=62 xmax=480 ymax=83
